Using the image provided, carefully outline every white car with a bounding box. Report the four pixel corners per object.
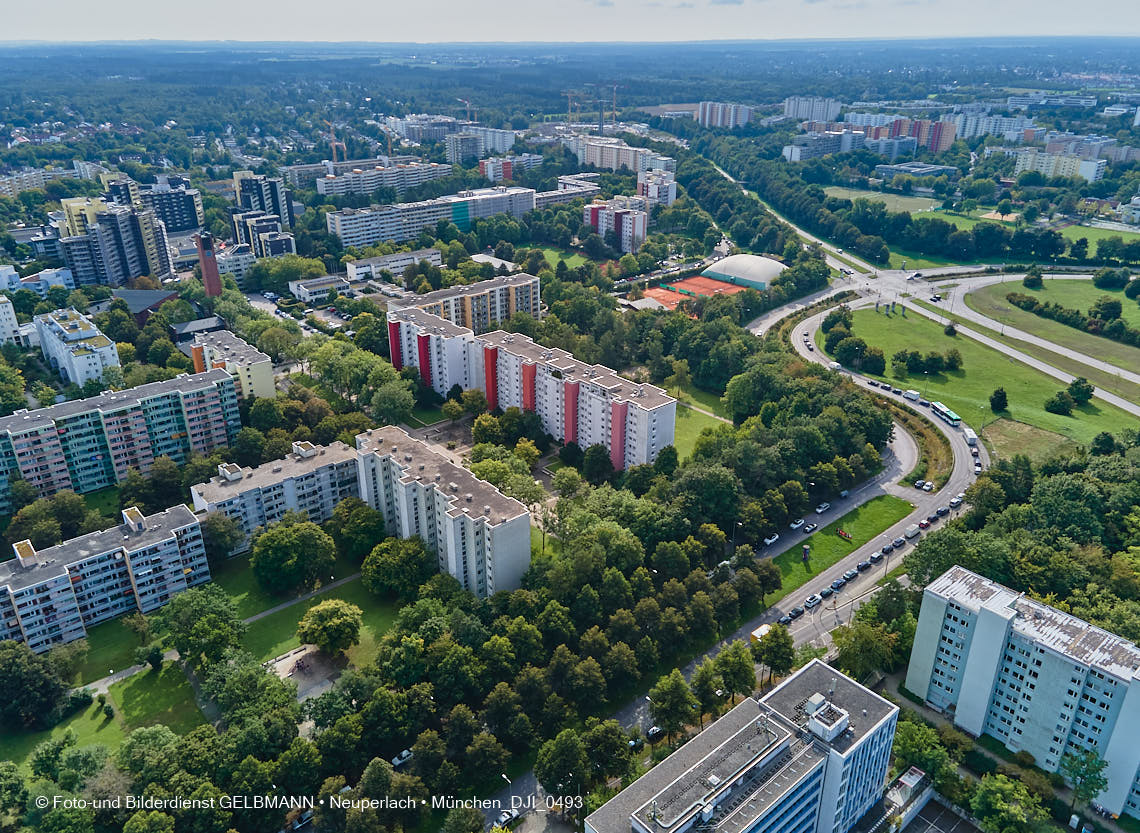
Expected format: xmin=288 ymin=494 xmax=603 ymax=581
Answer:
xmin=922 ymin=481 xmax=934 ymax=492
xmin=804 ymin=594 xmax=823 ymax=609
xmin=815 ymin=502 xmax=830 ymax=515
xmin=496 ymin=809 xmax=521 ymax=827
xmin=763 ymin=533 xmax=780 ymax=547
xmin=789 ymin=518 xmax=805 ymax=530
xmin=391 ymin=749 xmax=413 ymax=768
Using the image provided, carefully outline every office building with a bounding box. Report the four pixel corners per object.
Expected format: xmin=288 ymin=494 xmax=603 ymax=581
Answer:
xmin=191 ymin=441 xmax=359 ymax=552
xmin=325 ymin=186 xmax=537 ymax=249
xmin=1014 ymin=149 xmax=1106 ymax=182
xmin=585 ymin=659 xmax=898 ymax=833
xmin=196 ymin=232 xmax=224 ymax=298
xmin=583 ymin=198 xmax=649 ymax=253
xmin=874 ymin=161 xmax=960 ymax=180
xmin=388 ymin=308 xmax=675 ymax=471
xmin=906 ymin=565 xmax=1140 ymax=819
xmin=345 ymin=248 xmax=443 ymax=281
xmin=1008 ymin=95 xmax=1098 ymax=109
xmin=0 ymin=505 xmax=208 ymax=654
xmin=563 ymin=136 xmax=676 ymax=174
xmin=0 ymin=369 xmax=240 ymax=512
xmin=534 ymin=173 xmax=602 ymax=208
xmin=58 ymin=202 xmax=174 ymax=285
xmin=355 ymin=425 xmax=530 ymax=599
xmin=637 ymin=169 xmax=677 ymax=207
xmin=386 ymin=272 xmax=541 ymax=334
xmin=233 ymin=172 xmax=294 ymax=227
xmin=280 ymin=155 xmax=422 ymax=187
xmin=697 ymin=101 xmax=754 ymax=129
xmin=186 ymin=330 xmax=275 ymax=400
xmin=34 ymin=308 xmax=121 ymax=385
xmin=315 ymin=161 xmax=453 ymax=196
xmin=784 ymin=96 xmax=844 ymax=122
xmin=480 ymin=154 xmax=544 ymax=183
xmin=215 ymin=243 xmax=257 ymax=287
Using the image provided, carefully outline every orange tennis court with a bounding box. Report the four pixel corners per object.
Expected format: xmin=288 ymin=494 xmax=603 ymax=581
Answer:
xmin=644 ymin=275 xmax=744 ymax=311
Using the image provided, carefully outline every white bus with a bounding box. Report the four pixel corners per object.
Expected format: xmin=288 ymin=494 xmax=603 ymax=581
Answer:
xmin=963 ymin=427 xmax=978 ymax=446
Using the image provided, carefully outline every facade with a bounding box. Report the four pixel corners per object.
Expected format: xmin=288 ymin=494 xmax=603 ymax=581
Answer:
xmin=0 ymin=297 xmax=21 ymax=344
xmin=315 ymin=161 xmax=452 ymax=196
xmin=1014 ymin=148 xmax=1106 ymax=182
xmin=444 ymin=126 xmax=517 ymax=163
xmin=325 ymin=186 xmax=537 ymax=249
xmin=906 ymin=566 xmax=1140 ymax=819
xmin=191 ymin=441 xmax=359 ymax=551
xmin=288 ymin=275 xmax=351 ymax=303
xmin=784 ymin=96 xmax=843 ymax=122
xmin=58 ymin=202 xmax=174 ymax=285
xmin=585 ymin=660 xmax=897 ymax=833
xmin=1 ymin=266 xmax=75 ymax=297
xmin=216 ymin=244 xmax=258 ymax=287
xmin=233 ymin=172 xmax=295 ymax=227
xmin=637 ymin=169 xmax=677 ymax=207
xmin=534 ymin=173 xmax=603 ymax=209
xmin=259 ymin=231 xmax=297 ymax=258
xmin=138 ymin=180 xmax=206 ymax=232
xmin=875 ymin=161 xmax=960 ymax=180
xmin=945 ymin=113 xmax=1037 ymax=141
xmin=355 ymin=426 xmax=531 ymax=599
xmin=187 ymin=330 xmax=275 ymax=400
xmin=345 ymin=248 xmax=442 ymax=281
xmin=445 ymin=134 xmax=484 ymax=165
xmin=280 ymin=155 xmax=423 ymax=187
xmin=386 ymin=272 xmax=541 ymax=334
xmin=783 ymin=131 xmax=865 ymax=162
xmin=34 ymin=307 xmax=121 ymax=385
xmin=0 ymin=505 xmax=208 ymax=653
xmin=480 ymin=154 xmax=544 ymax=183
xmin=0 ymin=369 xmax=240 ymax=512
xmin=563 ymin=136 xmax=676 ymax=174
xmin=697 ymin=101 xmax=753 ymax=129
xmin=388 ymin=308 xmax=675 ymax=471
xmin=385 ymin=114 xmax=460 ymax=142
xmin=232 ymin=209 xmax=292 ymax=258
xmin=1008 ymin=95 xmax=1098 ymax=109
xmin=584 ymin=198 xmax=649 ymax=253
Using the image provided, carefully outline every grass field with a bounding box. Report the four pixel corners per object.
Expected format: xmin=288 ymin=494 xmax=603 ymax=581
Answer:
xmin=965 ymin=280 xmax=1140 ymax=374
xmin=839 ymin=307 xmax=1138 ymax=451
xmin=1058 ymin=223 xmax=1140 ymax=245
xmin=83 ymin=486 xmax=121 ymax=519
xmin=241 ymin=577 xmax=397 ymax=664
xmin=74 ymin=618 xmax=145 ymax=685
xmin=673 ymin=405 xmax=725 ymax=459
xmin=213 ymin=551 xmax=361 ymax=620
xmin=108 ymin=662 xmax=206 ymax=735
xmin=406 ymin=405 xmax=446 ymax=427
xmin=824 ymin=187 xmax=939 ymax=214
xmin=770 ymin=495 xmax=913 ymax=597
xmin=981 ymin=418 xmax=1082 ymax=464
xmin=674 ymin=382 xmax=730 ymax=419
xmin=0 ymin=701 xmax=126 ymax=770
xmin=540 ymin=247 xmax=587 ymax=269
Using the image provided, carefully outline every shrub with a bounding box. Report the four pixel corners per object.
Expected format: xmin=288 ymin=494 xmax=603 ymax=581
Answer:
xmin=102 ymin=704 xmax=114 ymax=719
xmin=963 ymin=749 xmax=998 ymax=776
xmin=1044 ymin=390 xmax=1074 ymax=415
xmin=1013 ymin=749 xmax=1037 ymax=768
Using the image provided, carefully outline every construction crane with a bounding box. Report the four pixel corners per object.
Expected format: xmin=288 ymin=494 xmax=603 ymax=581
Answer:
xmin=323 ymin=120 xmax=346 ymax=163
xmin=562 ymin=90 xmax=576 ymax=125
xmin=610 ymin=83 xmax=623 ymax=125
xmin=456 ymin=98 xmax=477 ymax=123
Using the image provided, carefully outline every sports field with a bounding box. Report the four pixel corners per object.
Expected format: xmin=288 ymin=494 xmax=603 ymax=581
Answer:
xmin=823 ymin=187 xmax=939 ymax=214
xmin=645 ymin=275 xmax=744 ymax=311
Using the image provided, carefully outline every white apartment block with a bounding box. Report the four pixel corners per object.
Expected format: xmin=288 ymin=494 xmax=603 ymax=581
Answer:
xmin=637 ymin=169 xmax=677 ymax=206
xmin=697 ymin=101 xmax=753 ymax=129
xmin=288 ymin=274 xmax=351 ymax=304
xmin=784 ymin=96 xmax=843 ymax=122
xmin=388 ymin=308 xmax=675 ymax=471
xmin=355 ymin=426 xmax=531 ymax=598
xmin=35 ymin=307 xmax=121 ymax=385
xmin=1015 ymin=148 xmax=1107 ymax=182
xmin=0 ymin=505 xmax=208 ymax=653
xmin=945 ymin=113 xmax=1037 ymax=141
xmin=586 ymin=660 xmax=897 ymax=833
xmin=584 ymin=198 xmax=649 ymax=253
xmin=186 ymin=330 xmax=275 ymax=400
xmin=480 ymin=154 xmax=544 ymax=183
xmin=215 ymin=244 xmax=257 ymax=287
xmin=345 ymin=248 xmax=443 ymax=281
xmin=907 ymin=566 xmax=1140 ymax=819
xmin=315 ymin=161 xmax=452 ymax=196
xmin=0 ymin=297 xmax=21 ymax=345
xmin=563 ymin=135 xmax=676 ymax=174
xmin=533 ymin=173 xmax=603 ymax=209
xmin=280 ymin=155 xmax=422 ymax=187
xmin=326 ymin=186 xmax=537 ymax=249
xmin=2 ymin=266 xmax=76 ymax=297
xmin=444 ymin=126 xmax=517 ymax=163
xmin=386 ymin=272 xmax=541 ymax=334
xmin=191 ymin=440 xmax=360 ymax=551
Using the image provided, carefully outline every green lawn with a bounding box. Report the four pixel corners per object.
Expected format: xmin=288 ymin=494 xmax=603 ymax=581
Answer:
xmin=108 ymin=661 xmax=206 ymax=735
xmin=241 ymin=577 xmax=397 ymax=664
xmin=965 ymin=280 xmax=1140 ymax=374
xmin=673 ymin=405 xmax=725 ymax=459
xmin=540 ymin=247 xmax=587 ymax=269
xmin=75 ymin=618 xmax=146 ymax=685
xmin=83 ymin=486 xmax=122 ymax=519
xmin=771 ymin=496 xmax=914 ymax=596
xmin=1057 ymin=223 xmax=1140 ymax=245
xmin=406 ymin=405 xmax=446 ymax=427
xmin=824 ymin=187 xmax=940 ymax=214
xmin=842 ymin=307 xmax=1139 ymax=446
xmin=673 ymin=382 xmax=730 ymax=419
xmin=0 ymin=701 xmax=126 ymax=770
xmin=212 ymin=551 xmax=361 ymax=620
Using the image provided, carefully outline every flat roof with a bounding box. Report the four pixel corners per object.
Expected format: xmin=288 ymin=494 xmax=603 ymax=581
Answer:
xmin=927 ymin=566 xmax=1140 ymax=680
xmin=185 ymin=330 xmax=270 ymax=367
xmin=355 ymin=426 xmax=527 ymax=527
xmin=0 ymin=504 xmax=198 ymax=592
xmin=191 ymin=440 xmax=356 ymax=504
xmin=388 ymin=307 xmax=473 ymax=338
xmin=0 ymin=369 xmax=232 ymax=434
xmin=386 ymin=272 xmax=540 ymax=309
xmin=351 ymin=248 xmax=441 ymax=267
xmin=171 ymin=316 xmax=226 ymax=336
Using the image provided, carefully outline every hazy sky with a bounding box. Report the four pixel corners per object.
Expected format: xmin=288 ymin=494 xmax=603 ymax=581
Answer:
xmin=4 ymin=0 xmax=1139 ymax=42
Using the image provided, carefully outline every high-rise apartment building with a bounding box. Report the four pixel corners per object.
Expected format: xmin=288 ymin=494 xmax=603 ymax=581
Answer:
xmin=34 ymin=308 xmax=121 ymax=385
xmin=1014 ymin=148 xmax=1106 ymax=182
xmin=386 ymin=273 xmax=541 ymax=334
xmin=58 ymin=200 xmax=174 ymax=285
xmin=325 ymin=186 xmax=537 ymax=249
xmin=906 ymin=566 xmax=1140 ymax=819
xmin=0 ymin=370 xmax=240 ymax=512
xmin=137 ymin=179 xmax=205 ymax=232
xmin=444 ymin=126 xmax=517 ymax=163
xmin=945 ymin=113 xmax=1037 ymax=141
xmin=388 ymin=308 xmax=675 ymax=471
xmin=562 ymin=136 xmax=676 ymax=173
xmin=583 ymin=198 xmax=649 ymax=253
xmin=215 ymin=244 xmax=257 ymax=287
xmin=783 ymin=95 xmax=844 ymax=122
xmin=480 ymin=154 xmax=544 ymax=183
xmin=315 ymin=161 xmax=453 ymax=196
xmin=637 ymin=169 xmax=677 ymax=206
xmin=191 ymin=441 xmax=360 ymax=552
xmin=280 ymin=155 xmax=422 ymax=187
xmin=355 ymin=426 xmax=531 ymax=599
xmin=233 ymin=172 xmax=295 ymax=227
xmin=0 ymin=297 xmax=21 ymax=345
xmin=697 ymin=101 xmax=754 ymax=129
xmin=187 ymin=330 xmax=275 ymax=400
xmin=533 ymin=173 xmax=602 ymax=209
xmin=586 ymin=660 xmax=898 ymax=833
xmin=0 ymin=505 xmax=208 ymax=653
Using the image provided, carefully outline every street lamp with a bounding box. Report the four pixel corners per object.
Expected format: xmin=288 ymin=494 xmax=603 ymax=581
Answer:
xmin=732 ymin=521 xmax=742 ymax=554
xmin=501 ymin=774 xmax=511 ymax=785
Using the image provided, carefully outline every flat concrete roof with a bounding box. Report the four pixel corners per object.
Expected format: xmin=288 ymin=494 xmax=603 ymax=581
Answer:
xmin=184 ymin=330 xmax=270 ymax=367
xmin=386 ymin=272 xmax=540 ymax=309
xmin=191 ymin=440 xmax=356 ymax=504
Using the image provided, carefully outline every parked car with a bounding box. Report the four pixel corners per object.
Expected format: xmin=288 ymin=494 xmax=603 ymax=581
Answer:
xmin=974 ymin=463 xmax=983 ymax=474
xmin=923 ymin=481 xmax=935 ymax=492
xmin=496 ymin=810 xmax=521 ymax=827
xmin=628 ymin=736 xmax=644 ymax=751
xmin=869 ymin=551 xmax=883 ymax=563
xmin=789 ymin=518 xmax=805 ymax=530
xmin=646 ymin=726 xmax=665 ymax=743
xmin=843 ymin=569 xmax=858 ymax=581
xmin=815 ymin=502 xmax=831 ymax=514
xmin=819 ymin=587 xmax=834 ymax=599
xmin=949 ymin=497 xmax=963 ymax=509
xmin=789 ymin=606 xmax=805 ymax=619
xmin=892 ymin=537 xmax=906 ymax=548
xmin=777 ymin=614 xmax=792 ymax=626
xmin=804 ymin=594 xmax=823 ymax=609
xmin=891 ymin=387 xmax=903 ymax=395
xmin=936 ymin=506 xmax=950 ymax=516
xmin=914 ymin=479 xmax=926 ymax=489
xmin=807 ymin=343 xmax=814 ymax=351
xmin=867 ymin=379 xmax=880 ymax=387
xmin=763 ymin=533 xmax=780 ymax=547
xmin=391 ymin=749 xmax=413 ymax=769
xmin=971 ymin=447 xmax=980 ymax=457
xmin=881 ymin=543 xmax=895 ymax=555
xmin=919 ymin=399 xmax=931 ymax=407
xmin=927 ymin=513 xmax=940 ymax=524
xmin=831 ymin=578 xmax=847 ymax=591
xmin=856 ymin=560 xmax=872 ymax=571
xmin=802 ymin=523 xmax=818 ymax=534
xmin=919 ymin=519 xmax=931 ymax=529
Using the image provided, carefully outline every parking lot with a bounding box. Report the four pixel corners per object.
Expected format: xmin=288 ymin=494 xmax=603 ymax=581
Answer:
xmin=903 ymin=802 xmax=982 ymax=833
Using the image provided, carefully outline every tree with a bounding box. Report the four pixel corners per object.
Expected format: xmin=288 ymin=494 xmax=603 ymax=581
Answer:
xmin=648 ymin=668 xmax=698 ymax=741
xmin=1067 ymin=376 xmax=1094 ymax=405
xmin=582 ymin=443 xmax=615 ymax=485
xmin=832 ymin=622 xmax=898 ymax=680
xmin=362 ymin=537 xmax=435 ymax=599
xmin=1044 ymin=390 xmax=1075 ymax=415
xmin=1089 ymin=296 xmax=1123 ymax=321
xmin=990 ymin=387 xmax=1008 ymax=412
xmin=1090 ymin=432 xmax=1117 ymax=456
xmin=201 ymin=511 xmax=243 ymax=566
xmin=1060 ymin=749 xmax=1109 ymax=811
xmin=753 ymin=624 xmax=795 ymax=688
xmin=371 ymin=379 xmax=415 ymax=425
xmin=715 ymin=640 xmax=756 ymax=703
xmin=0 ymin=640 xmax=67 ymax=728
xmin=248 ymin=398 xmax=284 ymax=432
xmin=892 ymin=720 xmax=954 ymax=787
xmin=123 ymin=811 xmax=175 ymax=833
xmin=471 ymin=413 xmax=502 ymax=445
xmin=152 ymin=584 xmax=244 ymax=668
xmin=752 ymin=560 xmax=783 ymax=604
xmin=250 ymin=520 xmax=337 ymax=595
xmin=461 ymin=388 xmax=488 ymax=416
xmin=232 ymin=427 xmax=266 ymax=467
xmin=297 ymin=599 xmax=363 ymax=655
xmin=971 ymin=774 xmax=1048 ymax=833
xmin=535 ymin=729 xmax=588 ymax=799
xmin=328 ymin=498 xmax=386 ymax=563
xmin=442 ymin=399 xmax=464 ymax=424
xmin=582 ymin=719 xmax=633 ymax=782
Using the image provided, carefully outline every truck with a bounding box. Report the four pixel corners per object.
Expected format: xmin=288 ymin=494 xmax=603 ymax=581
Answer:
xmin=751 ymin=624 xmax=772 ymax=645
xmin=903 ymin=389 xmax=920 ymax=401
xmin=963 ymin=427 xmax=978 ymax=446
xmin=904 ymin=524 xmax=921 ymax=540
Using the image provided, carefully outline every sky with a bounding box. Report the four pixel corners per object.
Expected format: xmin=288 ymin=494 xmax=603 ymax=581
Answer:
xmin=3 ymin=0 xmax=1139 ymax=42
